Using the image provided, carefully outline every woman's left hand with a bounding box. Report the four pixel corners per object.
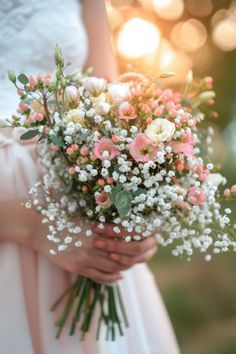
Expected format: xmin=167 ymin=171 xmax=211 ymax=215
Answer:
xmin=92 ymin=224 xmax=158 ymax=269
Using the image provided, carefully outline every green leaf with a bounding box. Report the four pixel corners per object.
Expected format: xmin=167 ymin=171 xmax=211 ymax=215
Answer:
xmin=115 ymin=190 xmax=132 ymax=217
xmin=18 ymin=74 xmax=28 ymax=85
xmin=133 ymin=188 xmax=147 ymax=197
xmin=20 ymin=129 xmax=39 ymax=140
xmin=110 ymin=184 xmax=122 ymax=204
xmin=50 ymin=134 xmax=64 ymax=147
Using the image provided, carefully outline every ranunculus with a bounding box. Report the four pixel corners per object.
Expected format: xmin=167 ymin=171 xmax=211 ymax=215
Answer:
xmin=187 ymin=187 xmax=206 ymax=205
xmin=65 ymin=86 xmax=79 ymax=103
xmin=129 ymin=133 xmax=159 ymax=162
xmin=83 ymin=77 xmax=106 ymax=96
xmin=96 ymin=192 xmax=111 ymax=209
xmin=207 ymin=173 xmax=226 ymax=187
xmin=63 ymin=109 xmax=85 ymax=125
xmin=168 ymin=141 xmax=194 ymax=157
xmin=118 ymin=101 xmax=137 ymax=120
xmin=107 ymin=83 xmax=130 ymax=104
xmin=93 ymin=94 xmax=110 ymax=115
xmin=145 ymin=118 xmax=175 ymax=144
xmin=93 ymin=138 xmax=119 ymax=161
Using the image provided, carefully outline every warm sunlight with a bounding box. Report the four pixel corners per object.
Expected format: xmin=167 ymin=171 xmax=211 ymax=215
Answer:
xmin=117 ymin=18 xmax=161 ymax=58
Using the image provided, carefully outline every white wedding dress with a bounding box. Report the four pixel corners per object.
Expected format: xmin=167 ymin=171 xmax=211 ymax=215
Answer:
xmin=0 ymin=1 xmax=180 ymax=353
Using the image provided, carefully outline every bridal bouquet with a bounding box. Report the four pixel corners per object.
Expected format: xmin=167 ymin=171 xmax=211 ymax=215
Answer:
xmin=4 ymin=45 xmax=236 ymax=340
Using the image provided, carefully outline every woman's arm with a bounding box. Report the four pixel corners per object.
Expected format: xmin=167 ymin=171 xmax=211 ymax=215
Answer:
xmin=82 ymin=0 xmax=118 ymax=80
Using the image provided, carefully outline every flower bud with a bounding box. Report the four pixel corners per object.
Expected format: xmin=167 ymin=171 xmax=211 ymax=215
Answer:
xmin=53 ymin=44 xmax=64 ymax=67
xmin=8 ymin=69 xmax=16 ymax=83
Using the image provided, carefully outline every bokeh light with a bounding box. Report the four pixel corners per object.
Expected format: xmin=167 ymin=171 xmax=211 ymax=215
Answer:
xmin=212 ymin=19 xmax=236 ymax=51
xmin=117 ymin=18 xmax=161 ymax=57
xmin=152 ymin=0 xmax=184 ymax=20
xmin=185 ymin=0 xmax=213 ymax=17
xmin=171 ymin=19 xmax=207 ymax=52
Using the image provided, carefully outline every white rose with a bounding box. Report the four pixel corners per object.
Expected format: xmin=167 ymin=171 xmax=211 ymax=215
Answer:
xmin=145 ymin=118 xmax=176 ymax=144
xmin=107 ymin=83 xmax=130 ymax=104
xmin=83 ymin=77 xmax=106 ymax=96
xmin=207 ymin=173 xmax=226 ymax=187
xmin=64 ymin=109 xmax=85 ymax=125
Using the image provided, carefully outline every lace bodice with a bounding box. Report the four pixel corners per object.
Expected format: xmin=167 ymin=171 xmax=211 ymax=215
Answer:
xmin=0 ymin=0 xmax=88 ymax=81
xmin=0 ymin=0 xmax=88 ymax=78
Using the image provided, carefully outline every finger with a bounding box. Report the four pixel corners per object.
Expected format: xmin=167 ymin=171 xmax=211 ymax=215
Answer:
xmin=109 ymin=245 xmax=158 ymax=265
xmin=92 ymin=223 xmax=127 ymax=239
xmin=89 ymin=253 xmax=129 ymax=273
xmin=93 ymin=235 xmax=157 ymax=256
xmin=88 ymin=268 xmax=123 ymax=284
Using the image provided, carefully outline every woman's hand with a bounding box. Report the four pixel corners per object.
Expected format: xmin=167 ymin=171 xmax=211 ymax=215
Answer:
xmin=92 ymin=224 xmax=158 ymax=269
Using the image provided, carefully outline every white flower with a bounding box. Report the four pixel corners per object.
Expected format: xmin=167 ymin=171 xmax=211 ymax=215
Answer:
xmin=107 ymin=83 xmax=130 ymax=104
xmin=207 ymin=173 xmax=226 ymax=187
xmin=83 ymin=77 xmax=107 ymax=96
xmin=64 ymin=109 xmax=85 ymax=125
xmin=93 ymin=94 xmax=110 ymax=115
xmin=145 ymin=118 xmax=175 ymax=144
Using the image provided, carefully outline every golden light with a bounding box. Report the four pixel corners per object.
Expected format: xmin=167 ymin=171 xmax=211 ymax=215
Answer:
xmin=157 ymin=39 xmax=192 ymax=83
xmin=152 ymin=0 xmax=172 ymax=9
xmin=117 ymin=18 xmax=161 ymax=58
xmin=153 ymin=0 xmax=184 ymax=21
xmin=212 ymin=19 xmax=236 ymax=51
xmin=171 ymin=19 xmax=207 ymax=52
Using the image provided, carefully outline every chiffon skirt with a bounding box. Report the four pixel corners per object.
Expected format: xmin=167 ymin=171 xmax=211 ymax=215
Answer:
xmin=0 ymin=131 xmax=180 ymax=354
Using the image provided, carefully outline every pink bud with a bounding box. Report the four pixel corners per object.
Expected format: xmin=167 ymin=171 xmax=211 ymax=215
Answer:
xmin=28 ymin=75 xmax=38 ymax=87
xmin=71 ymin=144 xmax=79 ymax=151
xmin=80 ymin=146 xmax=89 ymax=156
xmin=224 ymin=189 xmax=231 ymax=197
xmin=231 ymin=185 xmax=236 ymax=193
xmin=67 ymin=147 xmax=74 ymax=155
xmin=82 ymin=185 xmax=88 ymax=192
xmin=98 ymin=179 xmax=105 ymax=186
xmin=28 ymin=114 xmax=36 ymax=123
xmin=35 ymin=113 xmax=44 ymax=121
xmin=19 ymin=102 xmax=29 ymax=112
xmin=17 ymin=89 xmax=24 ymax=96
xmin=107 ymin=177 xmax=113 ymax=184
xmin=68 ymin=167 xmax=75 ymax=174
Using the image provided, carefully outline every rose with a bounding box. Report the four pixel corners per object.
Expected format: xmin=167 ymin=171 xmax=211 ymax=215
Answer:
xmin=95 ymin=192 xmax=111 ymax=209
xmin=63 ymin=109 xmax=85 ymax=125
xmin=107 ymin=83 xmax=130 ymax=104
xmin=145 ymin=118 xmax=175 ymax=144
xmin=207 ymin=173 xmax=226 ymax=187
xmin=83 ymin=77 xmax=106 ymax=96
xmin=129 ymin=133 xmax=159 ymax=162
xmin=93 ymin=138 xmax=119 ymax=161
xmin=118 ymin=101 xmax=137 ymax=120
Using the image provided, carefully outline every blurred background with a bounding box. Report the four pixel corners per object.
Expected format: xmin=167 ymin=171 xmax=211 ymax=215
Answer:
xmin=106 ymin=1 xmax=236 ymax=353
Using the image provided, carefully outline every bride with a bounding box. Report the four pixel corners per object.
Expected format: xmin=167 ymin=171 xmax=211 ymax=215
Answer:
xmin=0 ymin=1 xmax=180 ymax=353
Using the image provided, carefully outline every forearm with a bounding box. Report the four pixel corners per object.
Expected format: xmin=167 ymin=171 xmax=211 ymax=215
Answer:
xmin=0 ymin=194 xmax=43 ymax=248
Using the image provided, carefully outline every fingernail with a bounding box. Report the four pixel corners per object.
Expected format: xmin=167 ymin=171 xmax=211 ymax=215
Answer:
xmin=94 ymin=240 xmax=105 ymax=249
xmin=110 ymin=253 xmax=120 ymax=261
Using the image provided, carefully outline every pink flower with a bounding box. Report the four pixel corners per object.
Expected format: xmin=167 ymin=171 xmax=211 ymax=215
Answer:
xmin=175 ymin=199 xmax=191 ymax=210
xmin=188 ymin=187 xmax=206 ymax=205
xmin=118 ymin=102 xmax=137 ymax=120
xmin=231 ymin=185 xmax=236 ymax=193
xmin=224 ymin=189 xmax=231 ymax=197
xmin=28 ymin=75 xmax=38 ymax=87
xmin=93 ymin=138 xmax=119 ymax=161
xmin=129 ymin=133 xmax=159 ymax=162
xmin=65 ymin=86 xmax=79 ymax=103
xmin=168 ymin=141 xmax=194 ymax=157
xmin=96 ymin=192 xmax=111 ymax=209
xmin=18 ymin=102 xmax=29 ymax=112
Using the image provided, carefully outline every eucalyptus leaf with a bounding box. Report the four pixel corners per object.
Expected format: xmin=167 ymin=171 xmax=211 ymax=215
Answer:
xmin=18 ymin=74 xmax=28 ymax=85
xmin=20 ymin=129 xmax=39 ymax=140
xmin=110 ymin=184 xmax=122 ymax=204
xmin=115 ymin=190 xmax=132 ymax=217
xmin=51 ymin=134 xmax=64 ymax=147
xmin=133 ymin=188 xmax=147 ymax=197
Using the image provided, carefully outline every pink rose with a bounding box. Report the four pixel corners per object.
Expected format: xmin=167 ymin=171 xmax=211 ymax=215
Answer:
xmin=96 ymin=192 xmax=111 ymax=209
xmin=118 ymin=101 xmax=137 ymax=120
xmin=188 ymin=187 xmax=206 ymax=205
xmin=129 ymin=133 xmax=159 ymax=162
xmin=168 ymin=141 xmax=194 ymax=157
xmin=93 ymin=138 xmax=120 ymax=161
